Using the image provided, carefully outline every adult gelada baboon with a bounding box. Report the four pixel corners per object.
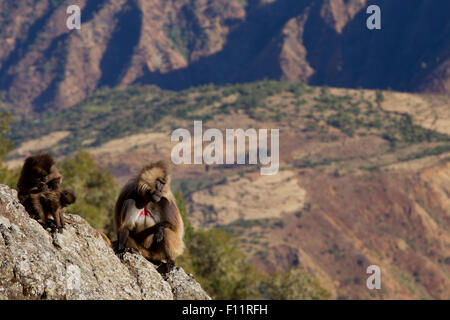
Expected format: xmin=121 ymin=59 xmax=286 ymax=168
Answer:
xmin=114 ymin=161 xmax=184 ymax=273
xmin=17 ymin=152 xmax=63 ymax=225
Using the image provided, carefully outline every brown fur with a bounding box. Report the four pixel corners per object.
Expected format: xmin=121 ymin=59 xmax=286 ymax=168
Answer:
xmin=17 ymin=152 xmax=63 ymax=224
xmin=17 ymin=152 xmax=62 ymax=194
xmin=39 ymin=189 xmax=76 ymax=233
xmin=114 ymin=160 xmax=184 ymax=273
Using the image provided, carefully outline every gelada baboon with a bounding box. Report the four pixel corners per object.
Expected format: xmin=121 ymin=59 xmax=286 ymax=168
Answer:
xmin=16 ymin=153 xmax=113 ymax=243
xmin=114 ymin=161 xmax=184 ymax=273
xmin=39 ymin=189 xmax=76 ymax=233
xmin=17 ymin=152 xmax=63 ymax=223
xmin=17 ymin=152 xmax=62 ymax=194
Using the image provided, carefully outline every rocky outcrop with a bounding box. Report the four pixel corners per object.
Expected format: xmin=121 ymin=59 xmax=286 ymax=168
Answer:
xmin=0 ymin=184 xmax=210 ymax=300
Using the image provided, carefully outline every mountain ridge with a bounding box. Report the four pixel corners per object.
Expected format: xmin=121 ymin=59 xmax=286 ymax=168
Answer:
xmin=0 ymin=0 xmax=449 ymax=114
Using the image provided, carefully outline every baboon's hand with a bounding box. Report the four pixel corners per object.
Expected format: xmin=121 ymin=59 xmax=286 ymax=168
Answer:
xmin=157 ymin=260 xmax=175 ymax=274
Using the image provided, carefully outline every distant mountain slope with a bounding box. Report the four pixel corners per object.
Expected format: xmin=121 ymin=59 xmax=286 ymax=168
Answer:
xmin=0 ymin=0 xmax=449 ymax=114
xmin=189 ymin=162 xmax=450 ymax=299
xmin=7 ymin=82 xmax=450 ymax=159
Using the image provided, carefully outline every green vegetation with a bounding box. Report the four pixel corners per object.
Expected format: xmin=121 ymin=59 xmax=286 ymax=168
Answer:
xmin=10 ymin=81 xmax=449 ymax=161
xmin=0 ymin=112 xmax=19 ymax=187
xmin=8 ymin=81 xmax=313 ymax=154
xmin=360 ymin=165 xmax=381 ymax=173
xmin=59 ymin=151 xmax=119 ymax=238
xmin=310 ymin=88 xmax=448 ymax=146
xmin=220 ymin=81 xmax=311 ymax=121
xmin=261 ymin=268 xmax=331 ymax=300
xmin=164 ymin=4 xmax=208 ymax=62
xmin=219 ymin=217 xmax=274 ymax=237
xmin=399 ymin=144 xmax=450 ymax=161
xmin=172 ymin=176 xmax=225 ymax=196
xmin=0 ymin=112 xmax=12 ymax=159
xmin=179 ymin=228 xmax=261 ymax=299
xmin=296 ymin=157 xmax=340 ymax=169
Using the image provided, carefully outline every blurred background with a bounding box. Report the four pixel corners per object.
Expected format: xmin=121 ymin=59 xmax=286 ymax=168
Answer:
xmin=0 ymin=0 xmax=449 ymax=299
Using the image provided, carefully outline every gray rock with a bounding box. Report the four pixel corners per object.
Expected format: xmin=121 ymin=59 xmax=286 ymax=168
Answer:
xmin=0 ymin=184 xmax=210 ymax=300
xmin=163 ymin=266 xmax=211 ymax=300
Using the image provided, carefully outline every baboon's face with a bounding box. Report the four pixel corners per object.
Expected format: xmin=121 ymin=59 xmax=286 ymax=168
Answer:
xmin=141 ymin=178 xmax=165 ymax=203
xmin=61 ymin=190 xmax=76 ymax=206
xmin=29 ymin=167 xmax=51 ymax=191
xmin=23 ymin=162 xmax=60 ymax=191
xmin=150 ymin=178 xmax=165 ymax=202
xmin=18 ymin=153 xmax=62 ymax=193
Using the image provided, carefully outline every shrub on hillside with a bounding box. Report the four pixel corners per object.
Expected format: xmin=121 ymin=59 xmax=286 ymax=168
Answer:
xmin=59 ymin=151 xmax=118 ymax=237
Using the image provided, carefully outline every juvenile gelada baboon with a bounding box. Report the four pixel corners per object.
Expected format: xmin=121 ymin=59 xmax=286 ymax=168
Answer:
xmin=39 ymin=189 xmax=76 ymax=233
xmin=114 ymin=161 xmax=184 ymax=273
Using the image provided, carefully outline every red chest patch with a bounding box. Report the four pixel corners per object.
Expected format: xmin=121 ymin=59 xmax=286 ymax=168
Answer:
xmin=139 ymin=207 xmax=153 ymax=219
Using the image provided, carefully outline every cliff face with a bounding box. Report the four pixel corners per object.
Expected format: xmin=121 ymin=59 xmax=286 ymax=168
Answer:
xmin=0 ymin=0 xmax=448 ymax=114
xmin=0 ymin=184 xmax=210 ymax=300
